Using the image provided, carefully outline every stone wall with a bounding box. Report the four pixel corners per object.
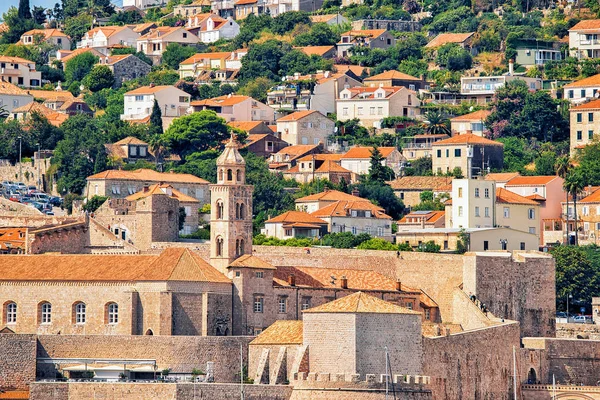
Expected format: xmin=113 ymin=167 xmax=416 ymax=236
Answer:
xmin=556 ymin=322 xmax=600 ymax=339
xmin=521 ymin=384 xmax=600 ymax=400
xmin=36 ymin=335 xmax=253 ymax=381
xmin=29 ymin=222 xmax=89 ymax=254
xmin=29 ymin=382 xmax=292 ymax=400
xmin=422 ymin=322 xmax=521 ymax=400
xmin=0 ymin=214 xmax=80 ymax=228
xmin=0 ymin=334 xmax=37 ymax=390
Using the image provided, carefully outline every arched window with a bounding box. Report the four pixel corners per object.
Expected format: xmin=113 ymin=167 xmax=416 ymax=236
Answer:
xmin=236 ymin=169 xmax=242 ymax=182
xmin=40 ymin=302 xmax=52 ymax=324
xmin=239 ymin=203 xmax=246 ymax=219
xmin=227 ymin=169 xmax=233 ymax=181
xmin=74 ymin=302 xmax=86 ymax=324
xmin=4 ymin=301 xmax=16 ymax=324
xmin=235 ymin=203 xmax=240 ymax=219
xmin=216 ymin=237 xmax=223 ymax=256
xmin=218 ymin=169 xmax=224 ymax=182
xmin=106 ymin=303 xmax=118 ymax=324
xmin=239 ymin=238 xmax=245 ymax=256
xmin=216 ymin=200 xmax=224 ymax=220
xmin=235 ymin=239 xmax=240 ymax=256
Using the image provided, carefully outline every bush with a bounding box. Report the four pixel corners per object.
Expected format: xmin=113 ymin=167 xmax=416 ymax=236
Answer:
xmin=416 ymin=240 xmax=441 ymax=253
xmin=356 ymin=238 xmax=398 ymax=251
xmin=82 ymin=195 xmax=108 ymax=213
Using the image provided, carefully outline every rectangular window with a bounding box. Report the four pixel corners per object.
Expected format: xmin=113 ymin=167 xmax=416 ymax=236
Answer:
xmin=474 ymin=188 xmax=479 ymax=197
xmin=454 ymin=148 xmax=461 ymax=157
xmin=458 ymin=187 xmax=463 ymax=198
xmin=458 ymin=206 xmax=463 ymax=217
xmin=285 ymin=228 xmax=292 ymax=236
xmin=577 ymin=131 xmax=583 ymax=141
xmin=135 ymin=95 xmax=143 ymax=101
xmin=255 ymin=271 xmax=264 ymax=278
xmin=446 ymin=149 xmax=450 ymax=157
xmin=504 ymin=207 xmax=510 ymax=218
xmin=425 ymin=309 xmax=430 ymax=320
xmin=278 ymin=297 xmax=287 ymax=313
xmin=253 ymin=296 xmax=264 ymax=313
xmin=342 ymin=107 xmax=348 ymax=116
xmin=377 ymin=107 xmax=383 ymax=115
xmin=529 ymin=227 xmax=536 ymax=234
xmin=475 ymin=206 xmax=480 ymax=217
xmin=301 ymin=297 xmax=311 ymax=310
xmin=357 ymin=107 xmax=363 ymax=115
xmin=581 ymin=89 xmax=586 ymax=98
xmin=520 ymin=242 xmax=526 ymax=250
xmin=589 ymin=130 xmax=594 ymax=140
xmin=437 ymin=149 xmax=442 ymax=157
xmin=485 ymin=207 xmax=490 ymax=217
xmin=569 ymin=90 xmax=574 ymax=99
xmin=406 ymin=302 xmax=413 ymax=310
xmin=528 ymin=208 xmax=535 ymax=219
xmin=369 ymin=107 xmax=375 ymax=115
xmin=484 ymin=188 xmax=490 ymax=198
xmin=577 ymin=113 xmax=583 ymax=123
xmin=589 ymin=112 xmax=594 ymax=122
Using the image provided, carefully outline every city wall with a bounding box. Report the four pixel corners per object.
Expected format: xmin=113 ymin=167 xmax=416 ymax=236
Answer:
xmin=423 ymin=321 xmax=521 ymax=400
xmin=0 ymin=334 xmax=37 ymax=390
xmin=36 ymin=335 xmax=253 ymax=382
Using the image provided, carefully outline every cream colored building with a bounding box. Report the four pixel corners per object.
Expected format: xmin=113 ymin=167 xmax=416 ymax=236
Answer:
xmin=494 ymin=188 xmax=541 ymax=243
xmin=137 ymin=27 xmax=199 ymax=64
xmin=77 ymin=26 xmax=140 ymax=55
xmin=336 ymin=86 xmax=420 ymax=128
xmin=276 ymin=110 xmax=334 ymax=146
xmin=450 ymin=109 xmax=490 ymax=136
xmin=431 ymin=133 xmax=504 ymax=178
xmin=561 ymin=189 xmax=600 ymax=245
xmin=568 ymin=19 xmax=600 ymax=59
xmin=121 ymin=85 xmax=191 ymax=121
xmin=179 ymin=50 xmax=245 ymax=79
xmin=0 ymin=56 xmax=42 ymax=88
xmin=262 ymin=211 xmax=328 ymax=240
xmin=190 ymin=95 xmax=274 ymax=124
xmin=340 ymin=146 xmax=405 ymax=176
xmin=20 ymin=29 xmax=71 ymax=50
xmin=448 ymin=179 xmax=495 ymax=229
xmin=0 ymin=81 xmax=33 ymax=112
xmin=311 ymin=199 xmax=393 ymax=239
xmin=387 ymin=176 xmax=453 ymax=208
xmin=570 ymin=98 xmax=600 ymax=155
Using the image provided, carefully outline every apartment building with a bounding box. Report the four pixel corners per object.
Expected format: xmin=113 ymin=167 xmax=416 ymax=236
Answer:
xmin=189 ymin=95 xmax=274 ymax=124
xmin=450 ymin=109 xmax=490 ymax=136
xmin=186 ymin=13 xmax=239 ymax=43
xmin=276 ymin=110 xmax=335 ymax=146
xmin=563 ymin=74 xmax=600 ymax=104
xmin=0 ymin=56 xmax=41 ymax=88
xmin=77 ymin=26 xmax=140 ymax=55
xmin=568 ymin=19 xmax=600 ymax=59
xmin=363 ymin=70 xmax=430 ymax=91
xmin=178 ymin=50 xmax=246 ymax=79
xmin=336 ymin=86 xmax=420 ymax=127
xmin=337 ymin=29 xmax=395 ymax=57
xmin=460 ymin=75 xmax=542 ymax=105
xmin=570 ymin=98 xmax=600 ymax=155
xmin=121 ymin=85 xmax=191 ymax=121
xmin=137 ymin=27 xmax=199 ymax=64
xmin=431 ymin=134 xmax=504 ymax=178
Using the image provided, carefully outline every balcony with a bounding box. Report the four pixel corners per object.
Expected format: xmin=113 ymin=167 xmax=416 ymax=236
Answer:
xmin=0 ymin=68 xmax=21 ymax=75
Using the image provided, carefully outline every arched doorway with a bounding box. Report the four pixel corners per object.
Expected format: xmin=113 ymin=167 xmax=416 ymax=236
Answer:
xmin=145 ymin=329 xmax=153 ymax=336
xmin=527 ymin=368 xmax=537 ymax=384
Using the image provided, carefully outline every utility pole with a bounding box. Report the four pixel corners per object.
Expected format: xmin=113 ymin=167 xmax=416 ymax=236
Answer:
xmin=36 ymin=142 xmax=40 ymax=189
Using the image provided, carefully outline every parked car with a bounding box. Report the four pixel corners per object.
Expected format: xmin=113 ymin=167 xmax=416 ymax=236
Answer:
xmin=556 ymin=312 xmax=567 ymax=319
xmin=573 ymin=315 xmax=593 ymax=324
xmin=49 ymin=196 xmax=63 ymax=207
xmin=15 ymin=182 xmax=27 ymax=191
xmin=31 ymin=193 xmax=50 ymax=203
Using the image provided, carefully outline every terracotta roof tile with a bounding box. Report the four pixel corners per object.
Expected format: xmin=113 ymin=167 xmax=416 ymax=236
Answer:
xmin=0 ymin=55 xmax=35 ymax=64
xmin=114 ymin=136 xmax=148 ymax=145
xmin=450 ymin=109 xmax=491 ymax=121
xmin=86 ymin=25 xmax=131 ymax=38
xmin=27 ymin=89 xmax=74 ymax=101
xmin=571 ymin=98 xmax=600 ymax=109
xmin=399 ymin=210 xmax=445 ymax=224
xmin=125 ymin=85 xmax=177 ymax=95
xmin=277 ymin=110 xmax=320 ymax=122
xmin=570 ymin=19 xmax=600 ymax=31
xmin=235 ymin=0 xmax=257 ymax=5
xmin=61 ymin=48 xmax=104 ymax=63
xmin=431 ymin=133 xmax=503 ymax=146
xmin=265 ymin=210 xmax=328 ymax=225
xmin=495 ymin=188 xmax=539 ymax=205
xmin=22 ymin=28 xmax=69 ymax=39
xmin=564 ymin=74 xmax=600 ymax=88
xmin=87 ymin=168 xmax=209 ymax=184
xmin=309 ymin=14 xmax=338 ymax=23
xmin=484 ymin=172 xmax=520 ymax=182
xmin=250 ymin=320 xmax=303 ymax=345
xmin=229 ymin=121 xmax=264 ymax=131
xmin=580 ymin=190 xmax=600 ymax=203
xmin=12 ymin=101 xmax=54 ymax=115
xmin=0 ymin=248 xmax=229 ymax=283
xmin=310 ymin=200 xmax=390 ymax=219
xmin=303 ymin=291 xmax=420 ymax=314
xmin=526 ymin=194 xmax=546 ymax=201
xmin=505 ymin=175 xmax=559 ymax=186
xmin=296 ymin=154 xmax=342 ymax=162
xmin=340 ymin=29 xmax=387 ymax=38
xmin=126 ymin=183 xmax=199 ymax=203
xmin=229 ymin=254 xmax=276 ymax=269
xmin=364 ymin=70 xmax=420 ymax=82
xmin=334 ymin=64 xmax=370 ymax=76
xmin=425 ymin=32 xmax=474 ymax=48
xmin=295 ymin=189 xmax=362 ymax=203
xmin=387 ymin=176 xmax=453 ymax=191
xmin=273 ymin=145 xmax=319 ymax=158
xmin=314 ymin=160 xmax=352 ymax=173
xmin=341 ymin=146 xmax=398 ymax=159
xmin=0 ymin=81 xmax=29 ymax=96
xmin=295 ymin=45 xmax=335 ymax=57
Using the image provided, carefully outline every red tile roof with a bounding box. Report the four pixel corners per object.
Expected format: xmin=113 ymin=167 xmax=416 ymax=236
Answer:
xmin=310 ymin=200 xmax=390 ymax=219
xmin=571 ymin=98 xmax=600 ymax=109
xmin=295 ymin=189 xmax=362 ymax=203
xmin=450 ymin=109 xmax=491 ymax=121
xmin=265 ymin=210 xmax=328 ymax=225
xmin=569 ymin=19 xmax=600 ymax=31
xmin=484 ymin=172 xmax=520 ymax=182
xmin=295 ymin=45 xmax=335 ymax=57
xmin=399 ymin=210 xmax=445 ymax=224
xmin=387 ymin=176 xmax=453 ymax=191
xmin=564 ymin=74 xmax=600 ymax=88
xmin=425 ymin=32 xmax=474 ymax=48
xmin=87 ymin=168 xmax=209 ymax=184
xmin=229 ymin=254 xmax=276 ymax=270
xmin=505 ymin=175 xmax=559 ymax=186
xmin=250 ymin=320 xmax=303 ymax=345
xmin=431 ymin=133 xmax=503 ymax=146
xmin=277 ymin=110 xmax=320 ymax=122
xmin=303 ymin=291 xmax=420 ymax=314
xmin=495 ymin=188 xmax=539 ymax=205
xmin=126 ymin=183 xmax=199 ymax=203
xmin=341 ymin=146 xmax=398 ymax=159
xmin=364 ymin=70 xmax=421 ymax=82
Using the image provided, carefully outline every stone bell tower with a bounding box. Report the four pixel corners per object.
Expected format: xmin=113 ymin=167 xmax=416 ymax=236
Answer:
xmin=209 ymin=135 xmax=254 ymax=275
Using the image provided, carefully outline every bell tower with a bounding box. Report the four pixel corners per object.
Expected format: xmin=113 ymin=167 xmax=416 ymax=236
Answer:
xmin=209 ymin=135 xmax=254 ymax=275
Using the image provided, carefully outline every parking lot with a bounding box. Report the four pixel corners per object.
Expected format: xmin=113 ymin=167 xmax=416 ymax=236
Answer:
xmin=1 ymin=181 xmax=62 ymax=215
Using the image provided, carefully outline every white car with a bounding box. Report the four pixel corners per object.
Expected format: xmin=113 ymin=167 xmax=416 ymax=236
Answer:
xmin=573 ymin=315 xmax=592 ymax=324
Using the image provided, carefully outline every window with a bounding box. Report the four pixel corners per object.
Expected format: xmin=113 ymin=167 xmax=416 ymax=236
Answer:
xmin=377 ymin=107 xmax=383 ymax=115
xmin=425 ymin=309 xmax=430 ymax=320
xmin=5 ymin=302 xmax=16 ymax=324
xmin=458 ymin=206 xmax=463 ymax=217
xmin=589 ymin=113 xmax=594 ymax=122
xmin=135 ymin=95 xmax=143 ymax=101
xmin=253 ymin=296 xmax=264 ymax=313
xmin=216 ymin=200 xmax=223 ymax=219
xmin=529 ymin=227 xmax=536 ymax=234
xmin=38 ymin=302 xmax=51 ymax=324
xmin=475 ymin=188 xmax=479 ymax=197
xmin=475 ymin=206 xmax=480 ymax=217
xmin=74 ymin=302 xmax=86 ymax=324
xmin=107 ymin=303 xmax=118 ymax=324
xmin=485 ymin=207 xmax=489 ymax=217
xmin=458 ymin=187 xmax=463 ymax=198
xmin=581 ymin=89 xmax=586 ymax=98
xmin=351 ymin=226 xmax=357 ymax=234
xmin=484 ymin=188 xmax=489 ymax=198
xmin=301 ymin=297 xmax=311 ymax=310
xmin=369 ymin=107 xmax=375 ymax=115
xmin=284 ymin=228 xmax=292 ymax=236
xmin=255 ymin=271 xmax=264 ymax=278
xmin=577 ymin=113 xmax=583 ymax=123
xmin=437 ymin=149 xmax=442 ymax=157
xmin=216 ymin=236 xmax=223 ymax=256
xmin=590 ymin=130 xmax=594 ymax=140
xmin=278 ymin=296 xmax=287 ymax=313
xmin=406 ymin=302 xmax=413 ymax=310
xmin=577 ymin=131 xmax=583 ymax=141
xmin=342 ymin=107 xmax=348 ymax=116
xmin=483 ymin=241 xmax=489 ymax=251
xmin=183 ymin=32 xmax=187 ymax=38
xmin=446 ymin=149 xmax=450 ymax=157
xmin=454 ymin=149 xmax=461 ymax=157
xmin=528 ymin=208 xmax=535 ymax=219
xmin=504 ymin=207 xmax=510 ymax=218
xmin=357 ymin=107 xmax=363 ymax=115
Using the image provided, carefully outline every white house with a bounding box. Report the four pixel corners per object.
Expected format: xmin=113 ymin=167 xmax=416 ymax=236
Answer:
xmin=0 ymin=81 xmax=33 ymax=112
xmin=340 ymin=146 xmax=405 ymax=176
xmin=262 ymin=211 xmax=328 ymax=239
xmin=276 ymin=110 xmax=335 ymax=146
xmin=122 ymin=0 xmax=166 ymax=9
xmin=569 ymin=19 xmax=600 ymax=59
xmin=137 ymin=27 xmax=199 ymax=64
xmin=78 ymin=26 xmax=140 ymax=55
xmin=121 ymin=85 xmax=191 ymax=121
xmin=563 ymin=74 xmax=600 ymax=104
xmin=189 ymin=94 xmax=274 ymax=124
xmin=187 ymin=13 xmax=240 ymax=43
xmin=0 ymin=56 xmax=42 ymax=88
xmin=336 ymin=86 xmax=420 ymax=128
xmin=178 ymin=50 xmax=246 ymax=79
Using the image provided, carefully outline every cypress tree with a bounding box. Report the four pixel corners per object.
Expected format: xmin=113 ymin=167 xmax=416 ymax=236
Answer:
xmin=150 ymin=99 xmax=163 ymax=135
xmin=18 ymin=0 xmax=32 ymax=19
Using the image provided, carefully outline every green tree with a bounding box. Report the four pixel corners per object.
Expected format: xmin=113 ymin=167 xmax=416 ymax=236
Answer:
xmin=534 ymin=151 xmax=557 ymax=175
xmin=270 ymin=11 xmax=310 ymax=35
xmin=150 ymin=99 xmax=163 ymax=135
xmin=577 ymin=142 xmax=600 ymax=186
xmin=555 ymin=155 xmax=572 ymax=244
xmin=368 ymin=146 xmax=395 ymax=183
xmin=293 ymin=23 xmax=339 ymax=46
xmin=239 ymin=40 xmax=291 ymax=84
xmin=423 ymin=110 xmax=451 ymax=135
xmin=456 ymin=228 xmax=469 ymax=254
xmin=64 ymin=13 xmax=93 ymax=42
xmin=64 ymin=51 xmax=99 ymax=84
xmin=404 ymin=156 xmax=432 ymax=176
xmin=357 ymin=238 xmax=398 ymax=251
xmin=18 ymin=0 xmax=32 ymax=19
xmin=82 ymin=195 xmax=108 ymax=212
xmin=551 ymin=245 xmax=599 ymax=311
xmin=354 ymin=182 xmax=404 ymax=220
xmin=564 ymin=168 xmax=586 ymax=246
xmin=162 ymin=43 xmax=197 ymax=70
xmin=237 ymin=77 xmax=274 ymax=103
xmin=416 ymin=240 xmax=441 ymax=253
xmin=83 ymin=65 xmax=114 ymax=92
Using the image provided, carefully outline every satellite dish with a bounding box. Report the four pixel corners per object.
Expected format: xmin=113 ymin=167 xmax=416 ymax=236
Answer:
xmin=334 ymin=126 xmax=338 ymax=133
xmin=595 ymin=92 xmax=600 ymax=99
xmin=469 ymin=106 xmax=474 ymax=111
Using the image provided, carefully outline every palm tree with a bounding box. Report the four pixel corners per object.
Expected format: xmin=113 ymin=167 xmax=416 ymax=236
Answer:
xmin=564 ymin=168 xmax=586 ymax=246
xmin=555 ymin=156 xmax=571 ymax=245
xmin=0 ymin=105 xmax=8 ymax=119
xmin=148 ymin=134 xmax=166 ymax=171
xmin=423 ymin=110 xmax=451 ymax=135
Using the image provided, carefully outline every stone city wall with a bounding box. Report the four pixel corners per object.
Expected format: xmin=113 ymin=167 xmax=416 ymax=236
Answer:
xmin=556 ymin=323 xmax=600 ymax=339
xmin=0 ymin=334 xmax=37 ymax=390
xmin=29 ymin=382 xmax=292 ymax=400
xmin=36 ymin=335 xmax=253 ymax=382
xmin=423 ymin=322 xmax=521 ymax=400
xmin=521 ymin=384 xmax=600 ymax=400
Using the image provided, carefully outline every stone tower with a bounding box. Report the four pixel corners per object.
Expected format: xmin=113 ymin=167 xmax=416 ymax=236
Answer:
xmin=210 ymin=135 xmax=254 ymax=275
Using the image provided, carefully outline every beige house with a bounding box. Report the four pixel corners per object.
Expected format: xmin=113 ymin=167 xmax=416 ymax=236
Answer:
xmin=483 ymin=172 xmax=520 ymax=189
xmin=336 ymin=86 xmax=420 ymax=128
xmin=563 ymin=189 xmax=600 ymax=245
xmin=234 ymin=0 xmax=262 ymax=19
xmin=85 ymin=168 xmax=210 ymax=205
xmin=447 ymin=179 xmax=496 ymax=229
xmin=450 ymin=109 xmax=491 ymax=136
xmin=387 ymin=176 xmax=453 ymax=208
xmin=262 ymin=211 xmax=327 ymax=239
xmin=570 ymin=98 xmax=600 ymax=155
xmin=398 ymin=210 xmax=445 ymax=229
xmin=311 ymin=199 xmax=393 ymax=239
xmin=179 ymin=50 xmax=245 ymax=79
xmin=136 ymin=27 xmax=199 ymax=64
xmin=495 ymin=188 xmax=541 ymax=243
xmin=340 ymin=146 xmax=404 ymax=176
xmin=276 ymin=110 xmax=334 ymax=146
xmin=401 ymin=134 xmax=449 ymax=161
xmin=186 ymin=13 xmax=239 ymax=43
xmin=174 ymin=0 xmax=212 ymax=16
xmin=337 ymin=30 xmax=395 ymax=57
xmin=425 ymin=32 xmax=475 ymax=51
xmin=19 ymin=29 xmax=71 ymax=50
xmin=431 ymin=133 xmax=504 ymax=178
xmin=121 ymin=85 xmax=191 ymax=121
xmin=190 ymin=95 xmax=274 ymax=124
xmin=0 ymin=81 xmax=33 ymax=112
xmin=77 ymin=26 xmax=140 ymax=55
xmin=0 ymin=56 xmax=41 ymax=88
xmin=295 ymin=189 xmax=365 ymax=213
xmin=282 ymin=154 xmax=355 ymax=184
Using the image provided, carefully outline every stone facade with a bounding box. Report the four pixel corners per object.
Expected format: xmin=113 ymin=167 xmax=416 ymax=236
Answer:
xmin=99 ymin=54 xmax=151 ymax=88
xmin=0 ymin=333 xmax=37 ymax=390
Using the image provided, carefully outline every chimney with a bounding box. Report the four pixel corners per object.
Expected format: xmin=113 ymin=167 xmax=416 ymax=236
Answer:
xmin=508 ymin=59 xmax=514 ymax=76
xmin=323 ymin=187 xmax=329 ymax=192
xmin=421 ymin=216 xmax=425 ymax=229
xmin=149 ymin=83 xmax=155 ymax=88
xmin=340 ymin=275 xmax=348 ymax=289
xmin=396 ymin=280 xmax=402 ymax=291
xmin=288 ymin=274 xmax=296 ymax=286
xmin=351 ymin=188 xmax=360 ymax=197
xmin=143 ymin=185 xmax=149 ymax=193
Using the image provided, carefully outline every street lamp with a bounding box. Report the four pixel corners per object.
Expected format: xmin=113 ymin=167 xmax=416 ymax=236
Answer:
xmin=17 ymin=136 xmax=22 ymax=182
xmin=567 ymin=293 xmax=573 ymax=322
